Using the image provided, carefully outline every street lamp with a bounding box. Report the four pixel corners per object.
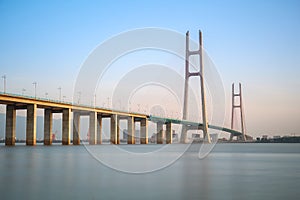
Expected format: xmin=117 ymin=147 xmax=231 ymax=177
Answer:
xmin=58 ymin=87 xmax=62 ymax=101
xmin=77 ymin=91 xmax=81 ymax=104
xmin=45 ymin=92 xmax=48 ymax=99
xmin=22 ymin=88 xmax=26 ymax=95
xmin=94 ymin=94 xmax=96 ymax=107
xmin=137 ymin=104 xmax=140 ymax=112
xmin=107 ymin=97 xmax=110 ymax=108
xmin=32 ymin=82 xmax=37 ymax=98
xmin=2 ymin=75 xmax=6 ymax=94
xmin=128 ymin=101 xmax=131 ymax=112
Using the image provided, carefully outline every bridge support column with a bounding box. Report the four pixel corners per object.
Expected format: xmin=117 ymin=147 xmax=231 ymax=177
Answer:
xmin=157 ymin=122 xmax=163 ymax=144
xmin=62 ymin=108 xmax=71 ymax=145
xmin=110 ymin=114 xmax=117 ymax=144
xmin=127 ymin=116 xmax=135 ymax=144
xmin=73 ymin=112 xmax=80 ymax=145
xmin=5 ymin=105 xmax=16 ymax=146
xmin=180 ymin=125 xmax=188 ymax=143
xmin=44 ymin=109 xmax=53 ymax=145
xmin=89 ymin=112 xmax=97 ymax=145
xmin=166 ymin=122 xmax=172 ymax=144
xmin=140 ymin=118 xmax=148 ymax=144
xmin=26 ymin=104 xmax=37 ymax=145
xmin=97 ymin=114 xmax=102 ymax=144
xmin=116 ymin=116 xmax=120 ymax=144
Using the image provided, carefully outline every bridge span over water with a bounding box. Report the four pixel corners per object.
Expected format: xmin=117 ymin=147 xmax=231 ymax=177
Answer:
xmin=0 ymin=93 xmax=242 ymax=146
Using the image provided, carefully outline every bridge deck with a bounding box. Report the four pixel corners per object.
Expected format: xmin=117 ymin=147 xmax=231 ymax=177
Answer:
xmin=148 ymin=115 xmax=243 ymax=136
xmin=0 ymin=93 xmax=147 ymax=119
xmin=0 ymin=92 xmax=242 ymax=137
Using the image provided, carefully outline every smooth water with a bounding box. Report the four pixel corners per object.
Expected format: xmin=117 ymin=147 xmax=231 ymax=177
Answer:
xmin=0 ymin=143 xmax=299 ymax=200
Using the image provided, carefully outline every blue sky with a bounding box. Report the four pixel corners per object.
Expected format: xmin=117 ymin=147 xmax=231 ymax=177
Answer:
xmin=0 ymin=0 xmax=299 ymax=137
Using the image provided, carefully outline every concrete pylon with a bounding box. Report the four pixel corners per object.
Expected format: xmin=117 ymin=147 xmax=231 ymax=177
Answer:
xmin=89 ymin=111 xmax=97 ymax=145
xmin=230 ymin=83 xmax=246 ymax=141
xmin=26 ymin=104 xmax=37 ymax=145
xmin=127 ymin=116 xmax=135 ymax=144
xmin=140 ymin=118 xmax=148 ymax=144
xmin=44 ymin=109 xmax=53 ymax=145
xmin=62 ymin=108 xmax=71 ymax=145
xmin=73 ymin=112 xmax=80 ymax=145
xmin=116 ymin=115 xmax=120 ymax=144
xmin=110 ymin=114 xmax=118 ymax=144
xmin=181 ymin=30 xmax=211 ymax=143
xmin=97 ymin=114 xmax=102 ymax=144
xmin=73 ymin=111 xmax=80 ymax=145
xmin=157 ymin=122 xmax=163 ymax=144
xmin=5 ymin=105 xmax=16 ymax=146
xmin=166 ymin=122 xmax=172 ymax=144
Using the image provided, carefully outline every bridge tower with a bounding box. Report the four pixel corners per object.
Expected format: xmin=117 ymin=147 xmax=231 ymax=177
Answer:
xmin=180 ymin=30 xmax=210 ymax=143
xmin=230 ymin=83 xmax=246 ymax=141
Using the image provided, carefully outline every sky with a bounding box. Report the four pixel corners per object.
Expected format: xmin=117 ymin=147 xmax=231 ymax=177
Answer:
xmin=0 ymin=0 xmax=299 ymax=138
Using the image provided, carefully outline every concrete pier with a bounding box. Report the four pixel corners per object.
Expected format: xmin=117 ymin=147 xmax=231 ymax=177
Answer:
xmin=127 ymin=116 xmax=135 ymax=144
xmin=62 ymin=108 xmax=71 ymax=145
xmin=26 ymin=104 xmax=37 ymax=145
xmin=110 ymin=114 xmax=117 ymax=144
xmin=180 ymin=125 xmax=188 ymax=143
xmin=116 ymin=116 xmax=120 ymax=144
xmin=140 ymin=118 xmax=148 ymax=144
xmin=44 ymin=109 xmax=53 ymax=145
xmin=97 ymin=114 xmax=102 ymax=144
xmin=5 ymin=105 xmax=16 ymax=145
xmin=157 ymin=122 xmax=163 ymax=144
xmin=89 ymin=112 xmax=97 ymax=145
xmin=73 ymin=112 xmax=80 ymax=145
xmin=166 ymin=122 xmax=172 ymax=144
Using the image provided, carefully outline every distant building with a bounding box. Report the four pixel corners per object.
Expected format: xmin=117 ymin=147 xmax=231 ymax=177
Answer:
xmin=262 ymin=135 xmax=268 ymax=140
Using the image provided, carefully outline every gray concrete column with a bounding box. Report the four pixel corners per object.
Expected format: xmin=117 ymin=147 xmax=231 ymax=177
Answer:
xmin=157 ymin=122 xmax=163 ymax=144
xmin=140 ymin=118 xmax=148 ymax=144
xmin=5 ymin=105 xmax=16 ymax=146
xmin=180 ymin=125 xmax=188 ymax=143
xmin=116 ymin=116 xmax=120 ymax=144
xmin=62 ymin=108 xmax=71 ymax=145
xmin=127 ymin=116 xmax=135 ymax=144
xmin=44 ymin=109 xmax=53 ymax=145
xmin=97 ymin=114 xmax=102 ymax=144
xmin=89 ymin=111 xmax=97 ymax=145
xmin=166 ymin=122 xmax=172 ymax=144
xmin=26 ymin=104 xmax=37 ymax=146
xmin=110 ymin=114 xmax=117 ymax=144
xmin=73 ymin=112 xmax=80 ymax=145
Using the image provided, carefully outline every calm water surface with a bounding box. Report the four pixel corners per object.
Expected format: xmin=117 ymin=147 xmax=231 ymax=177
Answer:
xmin=0 ymin=143 xmax=299 ymax=200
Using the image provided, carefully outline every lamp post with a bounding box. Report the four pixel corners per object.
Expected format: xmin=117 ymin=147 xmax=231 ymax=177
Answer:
xmin=32 ymin=82 xmax=37 ymax=98
xmin=58 ymin=87 xmax=62 ymax=101
xmin=45 ymin=92 xmax=48 ymax=99
xmin=22 ymin=88 xmax=26 ymax=95
xmin=129 ymin=101 xmax=131 ymax=112
xmin=2 ymin=75 xmax=6 ymax=93
xmin=107 ymin=97 xmax=110 ymax=108
xmin=77 ymin=91 xmax=81 ymax=104
xmin=137 ymin=104 xmax=140 ymax=112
